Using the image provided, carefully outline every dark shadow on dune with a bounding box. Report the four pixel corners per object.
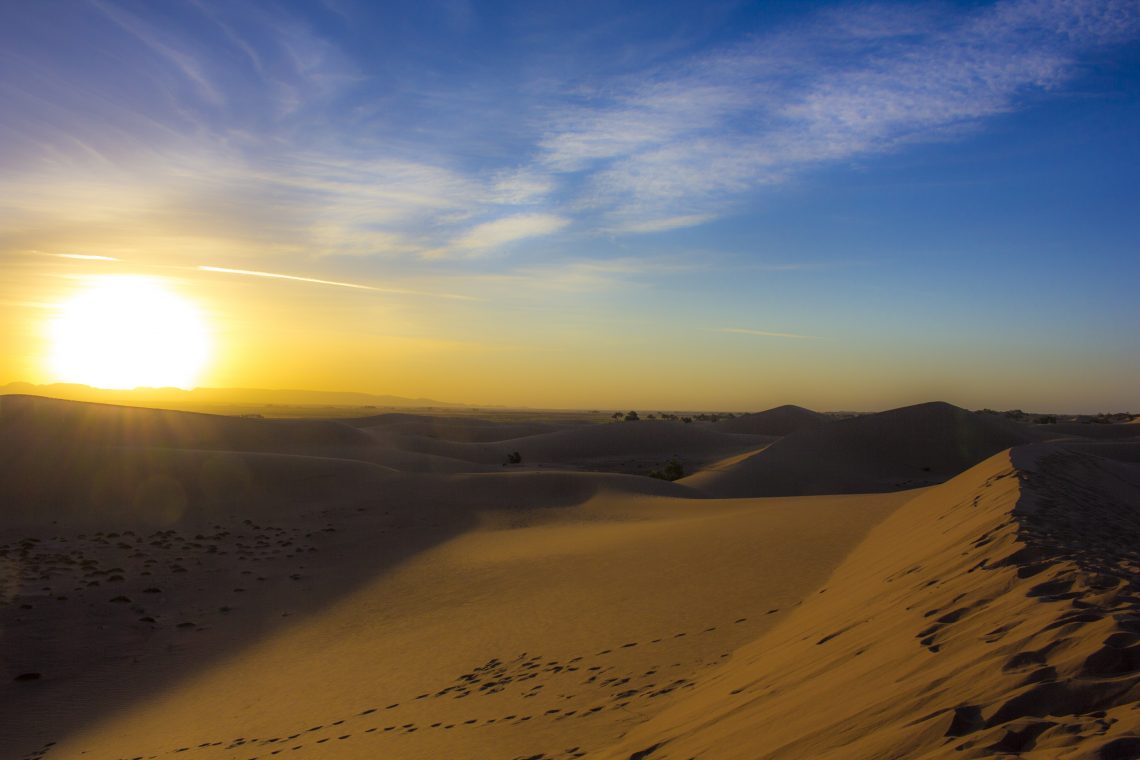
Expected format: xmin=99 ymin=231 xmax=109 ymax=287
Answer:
xmin=361 ymin=418 xmax=773 ymax=476
xmin=716 ymin=404 xmax=827 ymax=436
xmin=1035 ymin=422 xmax=1140 ymax=443
xmin=686 ymin=401 xmax=1044 ymax=497
xmin=0 ymin=396 xmax=694 ymax=757
xmin=1010 ymin=442 xmax=1140 ymax=578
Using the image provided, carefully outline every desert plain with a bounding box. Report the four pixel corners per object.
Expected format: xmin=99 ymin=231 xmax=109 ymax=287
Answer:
xmin=0 ymin=394 xmax=1137 ymax=760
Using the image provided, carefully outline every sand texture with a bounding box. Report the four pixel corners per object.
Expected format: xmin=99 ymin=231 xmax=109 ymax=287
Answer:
xmin=2 ymin=395 xmax=1138 ymax=759
xmin=605 ymin=444 xmax=1140 ymax=759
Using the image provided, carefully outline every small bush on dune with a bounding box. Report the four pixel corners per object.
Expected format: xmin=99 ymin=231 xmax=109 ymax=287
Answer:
xmin=649 ymin=459 xmax=684 ymax=481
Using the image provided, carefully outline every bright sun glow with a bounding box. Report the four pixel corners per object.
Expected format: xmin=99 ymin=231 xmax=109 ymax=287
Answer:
xmin=47 ymin=276 xmax=211 ymax=389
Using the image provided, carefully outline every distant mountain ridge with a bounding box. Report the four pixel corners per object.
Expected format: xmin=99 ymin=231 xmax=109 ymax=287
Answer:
xmin=0 ymin=382 xmax=464 ymax=409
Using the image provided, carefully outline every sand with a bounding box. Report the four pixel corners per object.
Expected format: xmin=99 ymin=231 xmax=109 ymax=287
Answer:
xmin=603 ymin=443 xmax=1140 ymax=759
xmin=685 ymin=401 xmax=1042 ymax=497
xmin=716 ymin=404 xmax=827 ymax=436
xmin=2 ymin=395 xmax=1137 ymax=759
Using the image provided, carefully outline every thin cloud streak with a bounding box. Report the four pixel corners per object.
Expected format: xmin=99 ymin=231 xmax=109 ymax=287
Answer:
xmin=40 ymin=253 xmax=121 ymax=262
xmin=711 ymin=327 xmax=825 ymax=340
xmin=197 ymin=266 xmax=477 ymax=300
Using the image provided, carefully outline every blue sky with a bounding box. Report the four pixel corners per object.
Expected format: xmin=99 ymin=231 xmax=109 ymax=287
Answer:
xmin=1 ymin=0 xmax=1138 ymax=411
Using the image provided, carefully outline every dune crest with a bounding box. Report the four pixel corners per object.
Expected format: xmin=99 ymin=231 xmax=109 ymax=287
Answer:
xmin=686 ymin=401 xmax=1039 ymax=497
xmin=717 ymin=404 xmax=827 ymax=436
xmin=604 ymin=443 xmax=1140 ymax=759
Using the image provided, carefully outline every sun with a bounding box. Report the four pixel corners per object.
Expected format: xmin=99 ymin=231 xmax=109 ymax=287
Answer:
xmin=47 ymin=276 xmax=211 ymax=390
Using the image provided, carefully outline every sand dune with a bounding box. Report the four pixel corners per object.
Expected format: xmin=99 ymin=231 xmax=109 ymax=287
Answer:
xmin=1037 ymin=422 xmax=1140 ymax=441
xmin=350 ymin=412 xmax=570 ymax=442
xmin=0 ymin=466 xmax=909 ymax=759
xmin=717 ymin=404 xmax=827 ymax=436
xmin=0 ymin=395 xmax=409 ymax=526
xmin=0 ymin=442 xmax=400 ymax=527
xmin=686 ymin=401 xmax=1039 ymax=497
xmin=368 ymin=419 xmax=771 ymax=472
xmin=3 ymin=396 xmax=1136 ymax=759
xmin=603 ymin=442 xmax=1140 ymax=759
xmin=1 ymin=394 xmax=374 ymax=452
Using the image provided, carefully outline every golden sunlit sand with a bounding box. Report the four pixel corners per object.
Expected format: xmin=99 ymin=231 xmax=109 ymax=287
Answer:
xmin=1 ymin=394 xmax=1137 ymax=759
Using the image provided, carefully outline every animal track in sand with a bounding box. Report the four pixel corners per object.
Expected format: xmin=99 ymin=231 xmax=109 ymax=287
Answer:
xmin=35 ymin=611 xmax=756 ymax=758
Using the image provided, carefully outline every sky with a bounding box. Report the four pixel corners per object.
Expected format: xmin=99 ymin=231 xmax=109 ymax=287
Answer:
xmin=1 ymin=0 xmax=1138 ymax=412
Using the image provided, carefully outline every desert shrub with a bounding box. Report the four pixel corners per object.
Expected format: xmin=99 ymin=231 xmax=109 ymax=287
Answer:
xmin=624 ymin=411 xmax=640 ymax=422
xmin=505 ymin=451 xmax=522 ymax=465
xmin=649 ymin=459 xmax=684 ymax=481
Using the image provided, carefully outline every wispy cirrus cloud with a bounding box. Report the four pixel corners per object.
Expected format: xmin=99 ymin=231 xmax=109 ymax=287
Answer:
xmin=2 ymin=0 xmax=1137 ymax=268
xmin=442 ymin=213 xmax=569 ymax=257
xmin=537 ymin=0 xmax=1140 ymax=232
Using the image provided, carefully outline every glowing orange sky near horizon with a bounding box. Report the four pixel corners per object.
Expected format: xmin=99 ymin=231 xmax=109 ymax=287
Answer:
xmin=0 ymin=255 xmax=1134 ymax=414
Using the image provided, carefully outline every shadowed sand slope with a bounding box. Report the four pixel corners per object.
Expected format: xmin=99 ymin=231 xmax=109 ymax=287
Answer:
xmin=686 ymin=401 xmax=1039 ymax=497
xmin=0 ymin=479 xmax=912 ymax=759
xmin=0 ymin=394 xmax=373 ymax=451
xmin=603 ymin=443 xmax=1140 ymax=760
xmin=1037 ymin=422 xmax=1140 ymax=442
xmin=0 ymin=395 xmax=404 ymax=526
xmin=348 ymin=412 xmax=570 ymax=442
xmin=717 ymin=405 xmax=827 ymax=436
xmin=0 ymin=397 xmax=502 ymax=518
xmin=367 ymin=419 xmax=771 ymax=469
